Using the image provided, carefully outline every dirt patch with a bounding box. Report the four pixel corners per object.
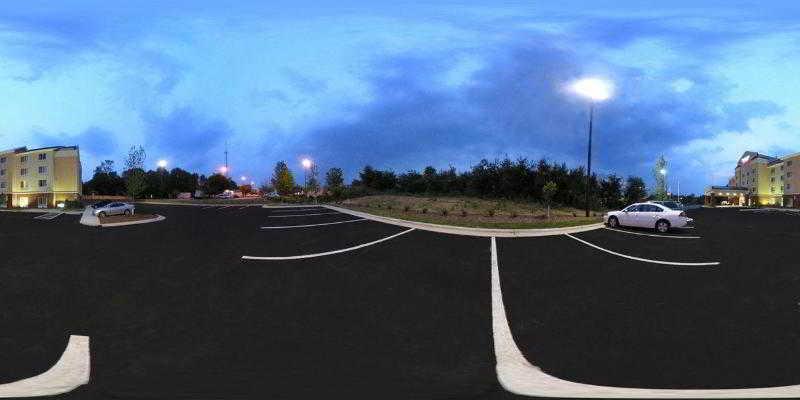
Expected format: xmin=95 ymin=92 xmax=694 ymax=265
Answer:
xmin=98 ymin=214 xmax=159 ymax=224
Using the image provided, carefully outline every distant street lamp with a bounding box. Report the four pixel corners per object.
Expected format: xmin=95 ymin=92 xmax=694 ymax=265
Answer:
xmin=157 ymin=159 xmax=168 ymax=169
xmin=570 ymin=78 xmax=614 ymax=217
xmin=219 ymin=166 xmax=229 ymax=175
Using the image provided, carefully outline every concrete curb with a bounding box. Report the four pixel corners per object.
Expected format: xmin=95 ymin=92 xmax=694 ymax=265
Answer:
xmin=324 ymin=205 xmax=604 ymax=237
xmin=79 ymin=206 xmax=100 ymax=227
xmin=136 ymin=201 xmax=209 ymax=207
xmin=262 ymin=204 xmax=323 ymax=209
xmin=100 ymin=214 xmax=166 ymax=228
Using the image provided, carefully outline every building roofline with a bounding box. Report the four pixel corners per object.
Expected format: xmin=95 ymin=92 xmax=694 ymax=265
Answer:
xmin=16 ymin=145 xmax=79 ymax=154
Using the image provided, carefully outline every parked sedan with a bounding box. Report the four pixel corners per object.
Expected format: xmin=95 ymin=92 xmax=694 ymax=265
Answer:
xmin=92 ymin=201 xmax=135 ymax=217
xmin=604 ymin=202 xmax=693 ymax=233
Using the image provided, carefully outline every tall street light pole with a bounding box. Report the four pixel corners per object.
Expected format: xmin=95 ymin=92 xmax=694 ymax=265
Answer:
xmin=585 ymin=104 xmax=594 ymax=218
xmin=570 ymin=78 xmax=613 ymax=217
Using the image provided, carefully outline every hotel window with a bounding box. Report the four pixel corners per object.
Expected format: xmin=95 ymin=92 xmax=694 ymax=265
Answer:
xmin=789 ymin=161 xmax=794 ymax=167
xmin=38 ymin=166 xmax=47 ymax=174
xmin=788 ymin=172 xmax=793 ymax=178
xmin=0 ymin=169 xmax=4 ymax=176
xmin=20 ymin=168 xmax=27 ymax=176
xmin=787 ymin=184 xmax=792 ymax=190
xmin=38 ymin=179 xmax=47 ymax=187
xmin=19 ymin=181 xmax=26 ymax=189
xmin=0 ymin=182 xmax=4 ymax=189
xmin=0 ymin=157 xmax=5 ymax=163
xmin=20 ymin=155 xmax=28 ymax=163
xmin=38 ymin=153 xmax=47 ymax=161
xmin=771 ymin=177 xmax=775 ymax=182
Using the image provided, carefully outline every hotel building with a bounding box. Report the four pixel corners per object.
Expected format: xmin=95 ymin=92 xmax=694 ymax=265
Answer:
xmin=0 ymin=146 xmax=82 ymax=208
xmin=705 ymin=151 xmax=800 ymax=207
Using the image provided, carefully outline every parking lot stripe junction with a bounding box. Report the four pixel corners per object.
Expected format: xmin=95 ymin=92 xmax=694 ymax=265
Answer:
xmin=564 ymin=233 xmax=720 ymax=266
xmin=242 ymin=228 xmax=416 ymax=260
xmin=0 ymin=335 xmax=90 ymax=397
xmin=267 ymin=212 xmax=341 ymax=218
xmin=260 ymin=218 xmax=368 ymax=229
xmin=491 ymin=237 xmax=800 ymax=398
xmin=603 ymin=227 xmax=701 ymax=239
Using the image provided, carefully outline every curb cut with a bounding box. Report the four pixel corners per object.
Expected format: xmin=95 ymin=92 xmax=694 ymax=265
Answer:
xmin=100 ymin=214 xmax=166 ymax=228
xmin=324 ymin=205 xmax=604 ymax=237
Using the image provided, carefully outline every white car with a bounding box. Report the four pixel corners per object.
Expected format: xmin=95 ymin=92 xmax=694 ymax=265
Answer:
xmin=604 ymin=202 xmax=693 ymax=233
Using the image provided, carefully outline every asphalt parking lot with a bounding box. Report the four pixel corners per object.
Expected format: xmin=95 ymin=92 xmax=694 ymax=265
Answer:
xmin=2 ymin=205 xmax=800 ymax=399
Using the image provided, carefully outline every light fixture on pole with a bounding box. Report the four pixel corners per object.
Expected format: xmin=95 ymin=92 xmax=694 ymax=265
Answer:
xmin=157 ymin=160 xmax=168 ymax=197
xmin=570 ymin=77 xmax=614 ymax=217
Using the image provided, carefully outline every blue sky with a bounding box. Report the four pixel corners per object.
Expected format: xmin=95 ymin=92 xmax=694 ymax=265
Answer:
xmin=1 ymin=1 xmax=799 ymax=193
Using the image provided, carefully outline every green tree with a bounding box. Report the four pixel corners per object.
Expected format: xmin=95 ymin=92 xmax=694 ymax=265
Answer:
xmin=624 ymin=176 xmax=647 ymax=205
xmin=271 ymin=161 xmax=296 ymax=195
xmin=206 ymin=173 xmax=236 ymax=195
xmin=325 ymin=167 xmax=345 ymax=198
xmin=542 ymin=181 xmax=557 ymax=219
xmin=652 ymin=155 xmax=668 ymax=201
xmin=325 ymin=167 xmax=344 ymax=189
xmin=124 ymin=146 xmax=147 ymax=199
xmin=598 ymin=174 xmax=624 ymax=209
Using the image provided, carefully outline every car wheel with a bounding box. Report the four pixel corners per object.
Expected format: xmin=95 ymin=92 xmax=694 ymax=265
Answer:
xmin=656 ymin=219 xmax=670 ymax=233
xmin=124 ymin=209 xmax=131 ymax=216
xmin=98 ymin=212 xmax=106 ymax=218
xmin=608 ymin=216 xmax=619 ymax=228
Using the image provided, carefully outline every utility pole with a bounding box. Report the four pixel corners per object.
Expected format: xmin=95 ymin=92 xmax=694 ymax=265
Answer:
xmin=585 ymin=104 xmax=594 ymax=217
xmin=224 ymin=141 xmax=229 ymax=175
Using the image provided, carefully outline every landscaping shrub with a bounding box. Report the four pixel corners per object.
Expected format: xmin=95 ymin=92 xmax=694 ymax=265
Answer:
xmin=440 ymin=209 xmax=448 ymax=216
xmin=487 ymin=209 xmax=495 ymax=217
xmin=422 ymin=208 xmax=428 ymax=214
xmin=461 ymin=209 xmax=467 ymax=217
xmin=403 ymin=205 xmax=410 ymax=212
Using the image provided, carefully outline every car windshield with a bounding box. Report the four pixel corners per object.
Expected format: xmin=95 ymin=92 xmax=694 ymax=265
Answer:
xmin=93 ymin=201 xmax=111 ymax=208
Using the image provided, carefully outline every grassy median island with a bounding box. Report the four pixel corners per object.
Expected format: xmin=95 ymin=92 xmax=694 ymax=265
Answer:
xmin=337 ymin=195 xmax=602 ymax=229
xmin=98 ymin=213 xmax=159 ymax=224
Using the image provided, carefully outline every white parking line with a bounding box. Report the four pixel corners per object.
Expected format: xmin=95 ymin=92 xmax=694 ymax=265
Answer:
xmin=271 ymin=208 xmax=324 ymax=213
xmin=219 ymin=205 xmax=234 ymax=209
xmin=491 ymin=237 xmax=800 ymax=398
xmin=242 ymin=228 xmax=415 ymax=260
xmin=34 ymin=212 xmax=64 ymax=220
xmin=260 ymin=218 xmax=368 ymax=230
xmin=201 ymin=206 xmax=217 ymax=210
xmin=603 ymin=227 xmax=701 ymax=239
xmin=267 ymin=212 xmax=340 ymax=218
xmin=564 ymin=234 xmax=719 ymax=266
xmin=0 ymin=335 xmax=90 ymax=397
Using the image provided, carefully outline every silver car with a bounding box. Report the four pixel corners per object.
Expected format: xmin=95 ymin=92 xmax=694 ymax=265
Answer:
xmin=92 ymin=201 xmax=135 ymax=217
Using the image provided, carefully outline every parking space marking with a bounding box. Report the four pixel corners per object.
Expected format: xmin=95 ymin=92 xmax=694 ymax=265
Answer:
xmin=491 ymin=237 xmax=800 ymax=398
xmin=267 ymin=212 xmax=340 ymax=218
xmin=201 ymin=206 xmax=218 ymax=210
xmin=260 ymin=218 xmax=368 ymax=230
xmin=603 ymin=227 xmax=701 ymax=239
xmin=242 ymin=228 xmax=415 ymax=260
xmin=564 ymin=234 xmax=719 ymax=266
xmin=34 ymin=212 xmax=64 ymax=220
xmin=0 ymin=335 xmax=90 ymax=397
xmin=219 ymin=205 xmax=234 ymax=210
xmin=271 ymin=208 xmax=324 ymax=213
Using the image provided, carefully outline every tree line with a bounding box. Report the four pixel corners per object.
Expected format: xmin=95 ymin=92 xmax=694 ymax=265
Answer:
xmin=85 ymin=146 xmax=694 ymax=210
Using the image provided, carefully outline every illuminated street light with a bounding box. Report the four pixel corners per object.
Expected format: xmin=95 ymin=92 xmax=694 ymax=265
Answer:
xmin=301 ymin=158 xmax=312 ymax=169
xmin=157 ymin=159 xmax=168 ymax=169
xmin=570 ymin=77 xmax=614 ymax=217
xmin=660 ymin=168 xmax=667 ymax=175
xmin=570 ymin=78 xmax=614 ymax=101
xmin=240 ymin=176 xmax=247 ymax=182
xmin=219 ymin=166 xmax=228 ymax=175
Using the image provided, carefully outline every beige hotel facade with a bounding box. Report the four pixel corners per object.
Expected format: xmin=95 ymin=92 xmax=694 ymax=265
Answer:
xmin=0 ymin=146 xmax=82 ymax=208
xmin=705 ymin=151 xmax=800 ymax=207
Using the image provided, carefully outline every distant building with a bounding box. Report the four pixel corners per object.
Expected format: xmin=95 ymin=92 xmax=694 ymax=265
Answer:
xmin=0 ymin=146 xmax=82 ymax=208
xmin=705 ymin=151 xmax=800 ymax=207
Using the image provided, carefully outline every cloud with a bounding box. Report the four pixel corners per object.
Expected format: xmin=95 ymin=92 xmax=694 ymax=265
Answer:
xmin=32 ymin=126 xmax=117 ymax=157
xmin=142 ymin=107 xmax=233 ymax=173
